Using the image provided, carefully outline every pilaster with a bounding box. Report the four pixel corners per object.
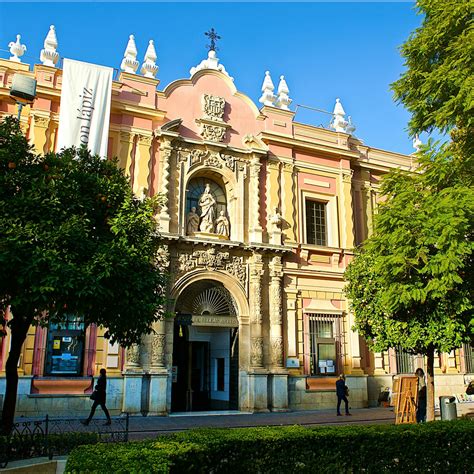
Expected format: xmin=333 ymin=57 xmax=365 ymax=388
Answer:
xmin=266 ymin=160 xmax=281 ymax=244
xmin=347 ymin=312 xmax=364 ymax=375
xmin=133 ymin=133 xmax=153 ymax=197
xmin=30 ymin=114 xmax=50 ymax=155
xmin=285 ymin=288 xmax=298 ymax=358
xmin=249 ymin=156 xmax=263 ymax=242
xmin=158 ymin=139 xmax=172 ymax=232
xmin=340 ymin=169 xmax=355 ymax=249
xmin=118 ymin=131 xmax=135 ymax=175
xmin=281 ymin=162 xmax=296 ymax=243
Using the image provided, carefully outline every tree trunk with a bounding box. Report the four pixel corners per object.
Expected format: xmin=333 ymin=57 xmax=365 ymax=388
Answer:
xmin=426 ymin=344 xmax=435 ymax=422
xmin=1 ymin=314 xmax=31 ymax=435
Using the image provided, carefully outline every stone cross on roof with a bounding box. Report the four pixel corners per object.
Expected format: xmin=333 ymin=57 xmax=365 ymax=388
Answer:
xmin=205 ymin=28 xmax=221 ymax=52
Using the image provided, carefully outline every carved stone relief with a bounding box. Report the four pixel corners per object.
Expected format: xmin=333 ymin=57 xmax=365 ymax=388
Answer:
xmin=202 ymin=94 xmax=225 ymax=122
xmin=150 ymin=334 xmax=166 ymax=367
xmin=270 ymin=336 xmax=284 ymax=367
xmin=250 ymin=336 xmax=264 ymax=367
xmin=172 ymin=248 xmax=247 ymax=287
xmin=201 ymin=124 xmax=226 ymax=142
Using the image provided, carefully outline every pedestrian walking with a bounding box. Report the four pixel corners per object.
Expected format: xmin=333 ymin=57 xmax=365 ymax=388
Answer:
xmin=415 ymin=368 xmax=427 ymax=423
xmin=336 ymin=374 xmax=351 ymax=416
xmin=82 ymin=368 xmax=112 ymax=426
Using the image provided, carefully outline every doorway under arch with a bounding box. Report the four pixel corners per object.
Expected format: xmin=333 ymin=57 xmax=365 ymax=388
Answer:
xmin=171 ymin=279 xmax=239 ymax=412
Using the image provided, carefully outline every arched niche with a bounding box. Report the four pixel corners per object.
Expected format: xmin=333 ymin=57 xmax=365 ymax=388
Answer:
xmin=183 ymin=166 xmax=240 ymax=241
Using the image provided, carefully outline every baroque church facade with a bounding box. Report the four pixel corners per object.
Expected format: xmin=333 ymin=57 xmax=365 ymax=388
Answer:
xmin=0 ymin=29 xmax=472 ymax=417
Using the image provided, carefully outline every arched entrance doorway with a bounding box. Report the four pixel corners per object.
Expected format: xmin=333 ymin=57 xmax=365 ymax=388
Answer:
xmin=171 ymin=279 xmax=239 ymax=412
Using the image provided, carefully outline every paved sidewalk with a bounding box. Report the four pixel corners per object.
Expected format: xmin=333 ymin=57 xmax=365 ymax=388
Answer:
xmin=126 ymin=407 xmax=394 ymax=440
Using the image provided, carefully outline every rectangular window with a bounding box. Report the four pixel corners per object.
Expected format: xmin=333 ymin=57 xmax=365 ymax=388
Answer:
xmin=305 ymin=200 xmax=327 ymax=246
xmin=464 ymin=344 xmax=474 ymax=373
xmin=395 ymin=346 xmax=415 ymax=374
xmin=44 ymin=315 xmax=85 ymax=376
xmin=306 ymin=314 xmax=342 ymax=376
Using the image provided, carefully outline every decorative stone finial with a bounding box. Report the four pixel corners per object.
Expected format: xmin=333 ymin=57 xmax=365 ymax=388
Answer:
xmin=413 ymin=134 xmax=422 ymax=151
xmin=330 ymin=98 xmax=348 ymax=132
xmin=8 ymin=34 xmax=26 ymax=62
xmin=120 ymin=35 xmax=139 ymax=74
xmin=345 ymin=116 xmax=356 ymax=136
xmin=190 ymin=49 xmax=233 ymax=81
xmin=275 ymin=75 xmax=292 ymax=110
xmin=40 ymin=25 xmax=59 ymax=67
xmin=259 ymin=71 xmax=276 ymax=107
xmin=140 ymin=40 xmax=159 ymax=78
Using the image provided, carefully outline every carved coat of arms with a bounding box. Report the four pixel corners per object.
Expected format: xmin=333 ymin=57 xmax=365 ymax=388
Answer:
xmin=202 ymin=94 xmax=225 ymax=122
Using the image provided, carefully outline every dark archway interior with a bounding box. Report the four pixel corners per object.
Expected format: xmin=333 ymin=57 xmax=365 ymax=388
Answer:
xmin=172 ymin=279 xmax=239 ymax=412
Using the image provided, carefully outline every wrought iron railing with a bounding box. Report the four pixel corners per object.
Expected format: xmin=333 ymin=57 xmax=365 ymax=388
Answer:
xmin=0 ymin=413 xmax=129 ymax=469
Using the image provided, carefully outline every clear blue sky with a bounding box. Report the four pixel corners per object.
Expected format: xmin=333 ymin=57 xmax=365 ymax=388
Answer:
xmin=0 ymin=2 xmax=422 ymax=155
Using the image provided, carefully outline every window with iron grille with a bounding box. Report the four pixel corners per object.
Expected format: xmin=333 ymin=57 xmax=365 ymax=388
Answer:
xmin=306 ymin=314 xmax=343 ymax=376
xmin=463 ymin=343 xmax=474 ymax=373
xmin=305 ymin=200 xmax=327 ymax=246
xmin=395 ymin=346 xmax=415 ymax=374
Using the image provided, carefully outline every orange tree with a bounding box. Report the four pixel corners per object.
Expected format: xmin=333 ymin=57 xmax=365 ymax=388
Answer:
xmin=0 ymin=117 xmax=167 ymax=433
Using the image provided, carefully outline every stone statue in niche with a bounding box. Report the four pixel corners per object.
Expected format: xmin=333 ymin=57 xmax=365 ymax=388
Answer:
xmin=198 ymin=183 xmax=216 ymax=233
xmin=186 ymin=207 xmax=200 ymax=235
xmin=215 ymin=210 xmax=230 ymax=237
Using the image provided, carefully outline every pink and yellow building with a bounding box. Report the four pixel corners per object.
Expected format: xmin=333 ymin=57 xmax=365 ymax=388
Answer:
xmin=0 ymin=30 xmax=472 ymax=417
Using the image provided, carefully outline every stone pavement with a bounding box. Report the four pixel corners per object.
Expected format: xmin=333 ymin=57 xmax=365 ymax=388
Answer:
xmin=126 ymin=407 xmax=395 ymax=440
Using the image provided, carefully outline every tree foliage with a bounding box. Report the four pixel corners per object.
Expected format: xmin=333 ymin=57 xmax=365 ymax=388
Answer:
xmin=392 ymin=0 xmax=473 ymax=136
xmin=345 ymin=150 xmax=473 ymax=355
xmin=347 ymin=0 xmax=474 ymax=421
xmin=0 ymin=116 xmax=167 ymax=432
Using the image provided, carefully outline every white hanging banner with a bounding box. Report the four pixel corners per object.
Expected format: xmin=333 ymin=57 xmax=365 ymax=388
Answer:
xmin=56 ymin=58 xmax=113 ymax=157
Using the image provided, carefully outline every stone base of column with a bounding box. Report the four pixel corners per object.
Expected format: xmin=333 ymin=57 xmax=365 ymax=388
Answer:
xmin=148 ymin=370 xmax=169 ymax=416
xmin=122 ymin=373 xmax=143 ymax=414
xmin=269 ymin=373 xmax=289 ymax=412
xmin=248 ymin=371 xmax=269 ymax=412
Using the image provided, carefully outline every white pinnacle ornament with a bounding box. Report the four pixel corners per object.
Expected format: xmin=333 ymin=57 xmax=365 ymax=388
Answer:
xmin=259 ymin=71 xmax=276 ymax=107
xmin=40 ymin=25 xmax=59 ymax=67
xmin=140 ymin=40 xmax=159 ymax=78
xmin=331 ymin=98 xmax=348 ymax=132
xmin=413 ymin=134 xmax=422 ymax=152
xmin=275 ymin=75 xmax=292 ymax=110
xmin=9 ymin=35 xmax=26 ymax=62
xmin=189 ymin=50 xmax=233 ymax=80
xmin=345 ymin=116 xmax=356 ymax=136
xmin=120 ymin=35 xmax=139 ymax=74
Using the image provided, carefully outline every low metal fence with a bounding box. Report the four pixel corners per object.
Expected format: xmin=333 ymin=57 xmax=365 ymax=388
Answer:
xmin=0 ymin=413 xmax=129 ymax=469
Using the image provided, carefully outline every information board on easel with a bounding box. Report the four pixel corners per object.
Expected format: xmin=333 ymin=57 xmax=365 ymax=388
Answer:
xmin=394 ymin=375 xmax=418 ymax=424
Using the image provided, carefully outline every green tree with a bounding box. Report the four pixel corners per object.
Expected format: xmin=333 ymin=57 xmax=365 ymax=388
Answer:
xmin=346 ymin=0 xmax=473 ymax=422
xmin=0 ymin=117 xmax=167 ymax=433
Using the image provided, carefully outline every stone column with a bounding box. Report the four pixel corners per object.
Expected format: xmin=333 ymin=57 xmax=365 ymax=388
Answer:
xmin=269 ymin=256 xmax=288 ymax=411
xmin=122 ymin=341 xmax=143 ymax=414
xmin=250 ymin=253 xmax=264 ymax=368
xmin=158 ymin=139 xmax=172 ymax=232
xmin=248 ymin=253 xmax=268 ymax=412
xmin=148 ymin=321 xmax=168 ymax=415
xmin=249 ymin=157 xmax=263 ymax=242
xmin=269 ymin=256 xmax=284 ymax=369
xmin=133 ymin=134 xmax=153 ymax=197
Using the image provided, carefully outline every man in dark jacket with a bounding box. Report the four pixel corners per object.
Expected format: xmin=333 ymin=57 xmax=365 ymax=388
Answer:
xmin=82 ymin=368 xmax=112 ymax=425
xmin=336 ymin=374 xmax=351 ymax=416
